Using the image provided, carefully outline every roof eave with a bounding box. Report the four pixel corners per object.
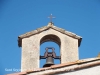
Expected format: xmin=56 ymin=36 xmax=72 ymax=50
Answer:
xmin=18 ymin=23 xmax=82 ymax=47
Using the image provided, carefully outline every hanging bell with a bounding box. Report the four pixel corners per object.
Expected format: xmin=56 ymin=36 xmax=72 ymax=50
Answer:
xmin=43 ymin=54 xmax=54 ymax=67
xmin=43 ymin=47 xmax=56 ymax=67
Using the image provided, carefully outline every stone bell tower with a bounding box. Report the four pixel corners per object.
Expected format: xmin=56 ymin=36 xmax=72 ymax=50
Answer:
xmin=18 ymin=22 xmax=82 ymax=71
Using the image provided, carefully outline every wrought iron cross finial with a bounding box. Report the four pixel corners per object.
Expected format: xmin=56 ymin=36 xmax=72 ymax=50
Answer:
xmin=48 ymin=14 xmax=55 ymax=23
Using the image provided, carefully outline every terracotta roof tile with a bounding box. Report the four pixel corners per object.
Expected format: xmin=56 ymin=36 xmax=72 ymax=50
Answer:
xmin=7 ymin=72 xmax=27 ymax=75
xmin=7 ymin=57 xmax=100 ymax=75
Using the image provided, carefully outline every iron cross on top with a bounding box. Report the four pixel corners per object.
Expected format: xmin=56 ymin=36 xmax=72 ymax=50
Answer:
xmin=48 ymin=14 xmax=55 ymax=23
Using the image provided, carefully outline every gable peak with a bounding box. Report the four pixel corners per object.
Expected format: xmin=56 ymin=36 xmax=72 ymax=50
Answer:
xmin=47 ymin=22 xmax=54 ymax=27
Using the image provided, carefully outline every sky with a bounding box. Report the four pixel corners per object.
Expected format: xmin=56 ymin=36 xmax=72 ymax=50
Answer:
xmin=0 ymin=0 xmax=100 ymax=75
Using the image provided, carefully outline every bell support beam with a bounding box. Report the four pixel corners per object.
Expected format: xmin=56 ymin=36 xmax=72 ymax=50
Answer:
xmin=40 ymin=56 xmax=61 ymax=59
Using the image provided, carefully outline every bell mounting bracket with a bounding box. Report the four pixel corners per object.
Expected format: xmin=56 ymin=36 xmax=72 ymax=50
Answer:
xmin=40 ymin=47 xmax=61 ymax=59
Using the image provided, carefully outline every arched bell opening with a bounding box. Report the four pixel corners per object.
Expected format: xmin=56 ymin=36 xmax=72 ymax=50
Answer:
xmin=40 ymin=34 xmax=61 ymax=46
xmin=40 ymin=34 xmax=61 ymax=68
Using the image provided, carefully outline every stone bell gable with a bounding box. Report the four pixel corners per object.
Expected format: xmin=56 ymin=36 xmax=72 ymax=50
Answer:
xmin=18 ymin=22 xmax=82 ymax=71
xmin=18 ymin=23 xmax=82 ymax=47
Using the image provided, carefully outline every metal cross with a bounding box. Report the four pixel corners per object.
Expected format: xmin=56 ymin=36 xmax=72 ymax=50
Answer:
xmin=48 ymin=14 xmax=55 ymax=23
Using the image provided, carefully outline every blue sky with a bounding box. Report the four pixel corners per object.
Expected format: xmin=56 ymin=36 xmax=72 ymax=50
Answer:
xmin=0 ymin=0 xmax=100 ymax=74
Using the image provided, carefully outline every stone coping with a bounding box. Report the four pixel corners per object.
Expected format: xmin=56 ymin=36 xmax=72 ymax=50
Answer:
xmin=18 ymin=22 xmax=82 ymax=47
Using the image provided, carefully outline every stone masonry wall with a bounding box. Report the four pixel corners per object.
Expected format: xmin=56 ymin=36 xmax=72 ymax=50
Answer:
xmin=21 ymin=28 xmax=78 ymax=71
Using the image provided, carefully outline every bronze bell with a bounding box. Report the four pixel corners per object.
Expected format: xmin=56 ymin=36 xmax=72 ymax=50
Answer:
xmin=43 ymin=47 xmax=56 ymax=67
xmin=40 ymin=47 xmax=61 ymax=68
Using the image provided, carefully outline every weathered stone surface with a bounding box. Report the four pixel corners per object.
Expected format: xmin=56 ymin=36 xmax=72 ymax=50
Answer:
xmin=27 ymin=60 xmax=100 ymax=75
xmin=7 ymin=58 xmax=100 ymax=75
xmin=20 ymin=23 xmax=82 ymax=71
xmin=18 ymin=23 xmax=82 ymax=47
